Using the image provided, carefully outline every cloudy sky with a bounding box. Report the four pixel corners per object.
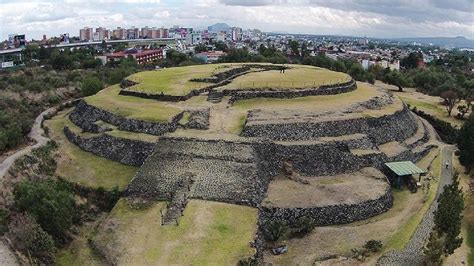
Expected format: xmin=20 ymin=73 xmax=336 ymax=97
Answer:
xmin=0 ymin=0 xmax=473 ymax=40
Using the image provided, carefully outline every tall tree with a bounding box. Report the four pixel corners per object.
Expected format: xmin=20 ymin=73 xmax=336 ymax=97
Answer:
xmin=458 ymin=113 xmax=474 ymax=171
xmin=440 ymin=90 xmax=460 ymax=117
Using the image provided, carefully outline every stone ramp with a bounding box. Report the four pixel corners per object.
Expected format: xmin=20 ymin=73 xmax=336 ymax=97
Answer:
xmin=126 ymin=137 xmax=265 ymax=206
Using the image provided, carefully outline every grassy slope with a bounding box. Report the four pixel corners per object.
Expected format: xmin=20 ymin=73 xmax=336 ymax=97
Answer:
xmin=400 ymin=96 xmax=463 ymax=128
xmin=85 ymin=85 xmax=182 ymax=122
xmin=233 ymin=82 xmax=383 ymax=111
xmin=45 ymin=109 xmax=137 ymax=190
xmin=222 ymin=67 xmax=351 ymax=89
xmin=92 ymin=199 xmax=257 ymax=265
xmin=127 ymin=64 xmax=237 ymax=95
xmin=383 ymin=148 xmax=441 ymax=251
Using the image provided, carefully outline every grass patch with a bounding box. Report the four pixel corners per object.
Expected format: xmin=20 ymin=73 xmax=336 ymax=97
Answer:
xmin=85 ymin=85 xmax=182 ymax=122
xmin=127 ymin=64 xmax=241 ymax=95
xmin=45 ymin=109 xmax=137 ymax=190
xmin=92 ymin=199 xmax=257 ymax=265
xmin=400 ymin=97 xmax=463 ymax=128
xmin=222 ymin=66 xmax=351 ymax=89
xmin=233 ymin=82 xmax=380 ymax=111
xmin=230 ymin=113 xmax=247 ymax=134
xmin=383 ymin=148 xmax=441 ymax=251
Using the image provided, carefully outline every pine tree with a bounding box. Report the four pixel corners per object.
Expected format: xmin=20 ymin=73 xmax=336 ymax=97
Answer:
xmin=433 ymin=173 xmax=464 ymax=256
xmin=424 ymin=231 xmax=444 ymax=265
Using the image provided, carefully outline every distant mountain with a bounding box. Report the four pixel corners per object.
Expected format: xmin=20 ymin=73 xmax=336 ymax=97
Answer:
xmin=394 ymin=36 xmax=474 ymax=49
xmin=208 ymin=23 xmax=231 ymax=33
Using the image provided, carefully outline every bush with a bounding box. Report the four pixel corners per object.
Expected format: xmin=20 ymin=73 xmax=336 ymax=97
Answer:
xmin=364 ymin=239 xmax=383 ymax=253
xmin=291 ymin=216 xmax=316 ymax=236
xmin=261 ymin=219 xmax=288 ymax=242
xmin=13 ymin=179 xmax=77 ymax=242
xmin=81 ymin=76 xmax=103 ymax=96
xmin=8 ymin=213 xmax=55 ymax=263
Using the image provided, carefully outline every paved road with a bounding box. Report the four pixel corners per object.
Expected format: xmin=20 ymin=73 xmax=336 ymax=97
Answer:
xmin=0 ymin=107 xmax=56 ymax=266
xmin=377 ymin=145 xmax=455 ymax=266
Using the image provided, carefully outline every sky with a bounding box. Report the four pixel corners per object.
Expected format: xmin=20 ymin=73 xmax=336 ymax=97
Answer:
xmin=0 ymin=0 xmax=473 ymax=40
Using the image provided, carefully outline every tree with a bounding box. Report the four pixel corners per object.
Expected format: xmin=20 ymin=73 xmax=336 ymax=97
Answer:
xmin=194 ymin=43 xmax=208 ymax=53
xmin=81 ymin=76 xmax=103 ymax=96
xmin=13 ymin=180 xmax=76 ymax=242
xmin=424 ymin=231 xmax=444 ymax=264
xmin=433 ymin=173 xmax=464 ymax=255
xmin=8 ymin=212 xmax=55 ymax=262
xmin=384 ymin=70 xmax=410 ymax=92
xmin=288 ymin=40 xmax=299 ymax=56
xmin=457 ymin=105 xmax=469 ymax=119
xmin=458 ymin=113 xmax=474 ymax=171
xmin=440 ymin=90 xmax=460 ymax=117
xmin=401 ymin=52 xmax=423 ymax=69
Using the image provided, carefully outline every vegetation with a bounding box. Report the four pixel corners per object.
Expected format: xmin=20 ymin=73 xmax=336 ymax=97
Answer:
xmin=13 ymin=179 xmax=77 ymax=242
xmin=81 ymin=76 xmax=103 ymax=96
xmin=45 ymin=109 xmax=137 ymax=190
xmin=425 ymin=173 xmax=464 ymax=263
xmin=458 ymin=113 xmax=474 ymax=172
xmin=90 ymin=199 xmax=257 ymax=265
xmin=262 ymin=219 xmax=289 ymax=242
xmin=410 ymin=106 xmax=459 ymax=144
xmin=8 ymin=212 xmax=55 ymax=264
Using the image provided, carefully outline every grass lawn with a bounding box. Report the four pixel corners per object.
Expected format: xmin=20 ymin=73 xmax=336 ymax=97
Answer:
xmin=400 ymin=96 xmax=463 ymax=128
xmin=126 ymin=64 xmax=241 ymax=95
xmin=45 ymin=109 xmax=137 ymax=190
xmin=56 ymin=217 xmax=105 ymax=266
xmin=221 ymin=66 xmax=351 ymax=89
xmin=233 ymin=82 xmax=382 ymax=111
xmin=91 ymin=199 xmax=257 ymax=265
xmin=383 ymin=147 xmax=441 ymax=251
xmin=85 ymin=85 xmax=182 ymax=122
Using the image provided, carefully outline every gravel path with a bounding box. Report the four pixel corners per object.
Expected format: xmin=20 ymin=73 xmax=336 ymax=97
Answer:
xmin=0 ymin=107 xmax=56 ymax=266
xmin=377 ymin=145 xmax=455 ymax=266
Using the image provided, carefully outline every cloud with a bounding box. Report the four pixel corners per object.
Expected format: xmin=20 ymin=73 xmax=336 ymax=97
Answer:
xmin=0 ymin=0 xmax=472 ymax=40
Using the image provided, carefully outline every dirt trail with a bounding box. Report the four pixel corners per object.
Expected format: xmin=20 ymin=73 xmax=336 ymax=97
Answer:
xmin=0 ymin=107 xmax=56 ymax=266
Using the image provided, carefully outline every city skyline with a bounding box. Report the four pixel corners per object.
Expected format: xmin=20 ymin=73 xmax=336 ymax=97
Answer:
xmin=0 ymin=0 xmax=473 ymax=41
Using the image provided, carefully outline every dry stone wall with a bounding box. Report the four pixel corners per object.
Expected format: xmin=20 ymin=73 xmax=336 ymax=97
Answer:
xmin=242 ymin=105 xmax=418 ymax=144
xmin=63 ymin=126 xmax=154 ymax=166
xmin=70 ymin=100 xmax=182 ymax=135
xmin=259 ymin=187 xmax=393 ymax=227
xmin=226 ymin=79 xmax=356 ymax=103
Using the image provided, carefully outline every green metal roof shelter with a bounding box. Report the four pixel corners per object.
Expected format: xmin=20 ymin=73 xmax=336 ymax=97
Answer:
xmin=384 ymin=161 xmax=427 ymax=191
xmin=385 ymin=161 xmax=427 ymax=176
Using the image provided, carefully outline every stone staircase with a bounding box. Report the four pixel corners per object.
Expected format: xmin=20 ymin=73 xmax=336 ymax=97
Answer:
xmin=207 ymin=91 xmax=224 ymax=103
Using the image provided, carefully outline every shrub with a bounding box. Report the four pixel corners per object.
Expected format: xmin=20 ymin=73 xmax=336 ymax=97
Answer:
xmin=8 ymin=213 xmax=55 ymax=263
xmin=292 ymin=216 xmax=316 ymax=236
xmin=364 ymin=239 xmax=383 ymax=253
xmin=13 ymin=179 xmax=76 ymax=242
xmin=81 ymin=76 xmax=103 ymax=96
xmin=261 ymin=219 xmax=288 ymax=242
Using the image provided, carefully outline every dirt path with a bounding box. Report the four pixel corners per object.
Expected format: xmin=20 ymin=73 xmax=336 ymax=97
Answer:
xmin=0 ymin=107 xmax=56 ymax=266
xmin=376 ymin=145 xmax=455 ymax=266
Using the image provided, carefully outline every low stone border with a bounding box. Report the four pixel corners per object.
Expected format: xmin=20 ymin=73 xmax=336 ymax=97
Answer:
xmin=69 ymin=100 xmax=182 ymax=135
xmin=63 ymin=126 xmax=154 ymax=166
xmin=242 ymin=105 xmax=418 ymax=144
xmin=226 ymin=79 xmax=356 ymax=104
xmin=259 ymin=186 xmax=393 ymax=227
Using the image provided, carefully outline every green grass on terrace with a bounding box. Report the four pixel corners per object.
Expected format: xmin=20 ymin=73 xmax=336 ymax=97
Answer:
xmin=45 ymin=109 xmax=137 ymax=190
xmin=221 ymin=66 xmax=351 ymax=90
xmin=126 ymin=64 xmax=242 ymax=96
xmin=91 ymin=199 xmax=257 ymax=264
xmin=85 ymin=85 xmax=182 ymax=122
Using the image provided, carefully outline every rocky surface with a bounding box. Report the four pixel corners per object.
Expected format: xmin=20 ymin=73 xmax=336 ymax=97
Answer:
xmin=64 ymin=126 xmax=154 ymax=166
xmin=70 ymin=100 xmax=182 ymax=135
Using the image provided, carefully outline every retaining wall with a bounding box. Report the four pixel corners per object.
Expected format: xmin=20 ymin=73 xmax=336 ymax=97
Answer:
xmin=63 ymin=126 xmax=154 ymax=166
xmin=259 ymin=187 xmax=393 ymax=227
xmin=242 ymin=105 xmax=418 ymax=144
xmin=69 ymin=100 xmax=182 ymax=135
xmin=226 ymin=79 xmax=356 ymax=103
